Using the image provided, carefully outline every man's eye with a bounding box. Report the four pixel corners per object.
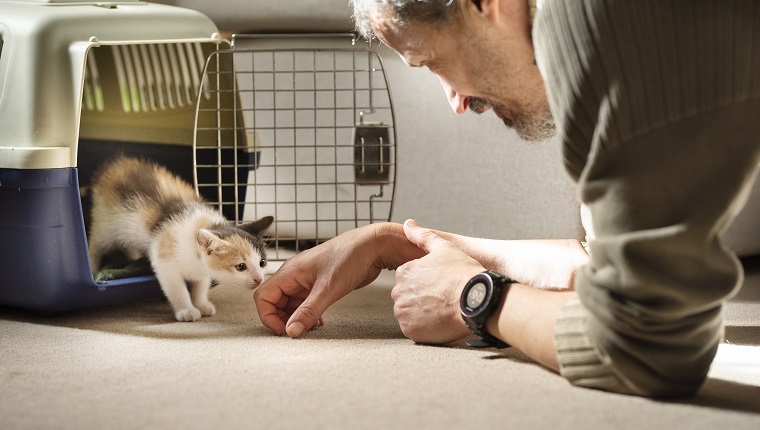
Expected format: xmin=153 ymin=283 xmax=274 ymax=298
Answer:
xmin=259 ymin=259 xmax=267 ymax=268
xmin=235 ymin=263 xmax=246 ymax=272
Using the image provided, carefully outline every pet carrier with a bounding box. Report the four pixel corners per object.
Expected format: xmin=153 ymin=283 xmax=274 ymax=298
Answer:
xmin=0 ymin=2 xmax=396 ymax=313
xmin=0 ymin=0 xmax=238 ymax=312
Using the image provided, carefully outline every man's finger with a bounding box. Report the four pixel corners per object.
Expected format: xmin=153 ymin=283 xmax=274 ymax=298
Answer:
xmin=285 ymin=302 xmax=324 ymax=338
xmin=284 ymin=279 xmax=343 ymax=338
xmin=253 ymin=282 xmax=292 ymax=336
xmin=256 ymin=298 xmax=287 ymax=336
xmin=403 ymin=219 xmax=449 ymax=253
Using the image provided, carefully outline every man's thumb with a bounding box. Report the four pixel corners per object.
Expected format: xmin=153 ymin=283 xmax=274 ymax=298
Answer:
xmin=403 ymin=219 xmax=444 ymax=253
xmin=285 ymin=301 xmax=324 ymax=338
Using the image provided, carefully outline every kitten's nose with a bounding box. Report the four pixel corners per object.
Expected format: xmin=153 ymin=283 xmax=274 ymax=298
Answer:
xmin=250 ymin=274 xmax=263 ymax=289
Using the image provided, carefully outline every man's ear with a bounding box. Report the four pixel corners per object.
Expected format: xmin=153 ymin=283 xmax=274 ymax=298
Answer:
xmin=464 ymin=0 xmax=502 ymax=23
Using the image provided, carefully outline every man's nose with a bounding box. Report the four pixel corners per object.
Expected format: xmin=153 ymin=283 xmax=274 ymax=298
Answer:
xmin=438 ymin=76 xmax=468 ymax=114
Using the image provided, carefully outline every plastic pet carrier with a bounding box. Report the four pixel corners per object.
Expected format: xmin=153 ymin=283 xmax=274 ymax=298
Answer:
xmin=1 ymin=0 xmax=247 ymax=312
xmin=0 ymin=1 xmax=396 ymax=312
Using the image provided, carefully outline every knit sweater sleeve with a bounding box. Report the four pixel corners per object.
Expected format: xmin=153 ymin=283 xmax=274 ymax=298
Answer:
xmin=534 ymin=0 xmax=760 ymax=397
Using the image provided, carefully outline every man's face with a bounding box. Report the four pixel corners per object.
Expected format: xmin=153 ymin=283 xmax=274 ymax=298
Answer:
xmin=371 ymin=3 xmax=555 ymax=142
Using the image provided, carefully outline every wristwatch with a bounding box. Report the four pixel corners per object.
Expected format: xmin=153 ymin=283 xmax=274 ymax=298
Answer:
xmin=460 ymin=270 xmax=515 ymax=349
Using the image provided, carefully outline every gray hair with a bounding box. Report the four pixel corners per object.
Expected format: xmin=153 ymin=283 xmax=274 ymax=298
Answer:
xmin=350 ymin=0 xmax=458 ymax=39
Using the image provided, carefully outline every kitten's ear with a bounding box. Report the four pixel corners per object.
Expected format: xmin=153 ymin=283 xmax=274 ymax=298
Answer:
xmin=197 ymin=229 xmax=226 ymax=255
xmin=238 ymin=216 xmax=274 ymax=236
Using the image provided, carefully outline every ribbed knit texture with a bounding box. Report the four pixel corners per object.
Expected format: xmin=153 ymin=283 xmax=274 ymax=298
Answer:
xmin=535 ymin=0 xmax=760 ymax=397
xmin=538 ymin=0 xmax=760 ymax=181
xmin=555 ymin=298 xmax=631 ymax=393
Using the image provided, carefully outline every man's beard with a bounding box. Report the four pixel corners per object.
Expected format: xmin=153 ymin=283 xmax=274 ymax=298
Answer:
xmin=470 ymin=97 xmax=556 ymax=142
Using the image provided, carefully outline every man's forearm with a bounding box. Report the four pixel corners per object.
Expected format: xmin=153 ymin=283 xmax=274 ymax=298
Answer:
xmin=486 ymin=285 xmax=577 ymax=371
xmin=433 ymin=233 xmax=588 ymax=290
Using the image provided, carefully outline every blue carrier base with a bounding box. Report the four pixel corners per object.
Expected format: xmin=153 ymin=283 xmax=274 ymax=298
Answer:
xmin=0 ymin=167 xmax=162 ymax=313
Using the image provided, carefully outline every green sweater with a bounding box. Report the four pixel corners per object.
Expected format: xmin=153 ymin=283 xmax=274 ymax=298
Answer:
xmin=534 ymin=0 xmax=760 ymax=396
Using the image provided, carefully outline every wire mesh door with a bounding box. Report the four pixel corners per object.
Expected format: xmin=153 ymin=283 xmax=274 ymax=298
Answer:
xmin=193 ymin=35 xmax=396 ymax=261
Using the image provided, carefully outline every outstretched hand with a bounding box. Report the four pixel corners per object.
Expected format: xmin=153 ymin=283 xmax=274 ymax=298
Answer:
xmin=253 ymin=223 xmax=425 ymax=338
xmin=393 ymin=219 xmax=485 ymax=344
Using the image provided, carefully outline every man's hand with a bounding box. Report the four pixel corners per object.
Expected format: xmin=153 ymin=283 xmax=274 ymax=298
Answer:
xmin=393 ymin=219 xmax=484 ymax=344
xmin=254 ymin=223 xmax=424 ymax=338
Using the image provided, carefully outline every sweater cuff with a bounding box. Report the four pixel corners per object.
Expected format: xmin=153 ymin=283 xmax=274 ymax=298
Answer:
xmin=554 ymin=298 xmax=633 ymax=394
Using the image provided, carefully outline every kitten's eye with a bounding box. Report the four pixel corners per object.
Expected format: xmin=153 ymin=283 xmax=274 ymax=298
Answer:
xmin=259 ymin=259 xmax=267 ymax=268
xmin=235 ymin=263 xmax=247 ymax=272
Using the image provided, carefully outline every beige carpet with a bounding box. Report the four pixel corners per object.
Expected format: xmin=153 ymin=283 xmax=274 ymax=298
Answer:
xmin=1 ymin=259 xmax=759 ymax=430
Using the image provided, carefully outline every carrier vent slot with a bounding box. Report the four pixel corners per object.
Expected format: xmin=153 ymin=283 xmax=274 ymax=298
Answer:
xmin=98 ymin=43 xmax=210 ymax=113
xmin=0 ymin=35 xmax=4 ymax=101
xmin=0 ymin=36 xmax=3 ymax=102
xmin=83 ymin=50 xmax=105 ymax=112
xmin=1 ymin=35 xmax=4 ymax=102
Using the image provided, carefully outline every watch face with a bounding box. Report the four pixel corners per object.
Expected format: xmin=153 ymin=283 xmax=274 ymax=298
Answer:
xmin=466 ymin=282 xmax=488 ymax=309
xmin=461 ymin=274 xmax=493 ymax=317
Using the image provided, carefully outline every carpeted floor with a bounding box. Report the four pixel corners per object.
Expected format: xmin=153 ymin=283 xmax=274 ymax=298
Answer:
xmin=1 ymin=258 xmax=759 ymax=430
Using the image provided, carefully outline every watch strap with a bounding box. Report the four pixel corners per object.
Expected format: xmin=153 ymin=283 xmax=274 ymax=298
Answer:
xmin=464 ymin=315 xmax=510 ymax=349
xmin=466 ymin=335 xmax=510 ymax=349
xmin=461 ymin=270 xmax=514 ymax=349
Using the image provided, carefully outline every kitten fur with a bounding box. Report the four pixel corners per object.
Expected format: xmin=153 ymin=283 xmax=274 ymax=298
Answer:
xmin=88 ymin=156 xmax=274 ymax=322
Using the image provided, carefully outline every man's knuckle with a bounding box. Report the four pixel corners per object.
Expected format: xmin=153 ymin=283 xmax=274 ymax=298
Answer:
xmin=298 ymin=305 xmax=321 ymax=322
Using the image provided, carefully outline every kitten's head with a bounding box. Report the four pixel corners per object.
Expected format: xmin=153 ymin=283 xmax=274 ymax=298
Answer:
xmin=197 ymin=216 xmax=274 ymax=290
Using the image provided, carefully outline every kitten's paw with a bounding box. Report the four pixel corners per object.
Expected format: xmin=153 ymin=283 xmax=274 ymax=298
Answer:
xmin=175 ymin=307 xmax=202 ymax=322
xmin=196 ymin=301 xmax=216 ymax=317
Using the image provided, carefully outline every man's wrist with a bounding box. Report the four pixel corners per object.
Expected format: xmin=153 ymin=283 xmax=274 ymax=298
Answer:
xmin=460 ymin=271 xmax=513 ymax=348
xmin=484 ymin=282 xmax=509 ymax=345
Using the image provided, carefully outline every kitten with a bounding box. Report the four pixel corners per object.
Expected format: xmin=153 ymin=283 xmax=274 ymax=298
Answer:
xmin=88 ymin=156 xmax=274 ymax=322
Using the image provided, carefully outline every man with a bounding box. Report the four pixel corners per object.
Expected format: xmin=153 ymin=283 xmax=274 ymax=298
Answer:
xmin=254 ymin=0 xmax=760 ymax=397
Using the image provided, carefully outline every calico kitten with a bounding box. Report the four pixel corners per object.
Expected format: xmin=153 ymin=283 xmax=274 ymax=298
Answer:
xmin=88 ymin=156 xmax=273 ymax=322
